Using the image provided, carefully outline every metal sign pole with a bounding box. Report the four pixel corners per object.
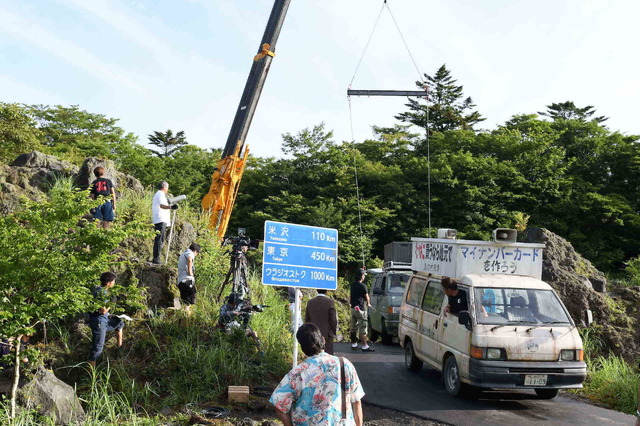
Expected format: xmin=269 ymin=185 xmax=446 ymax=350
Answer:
xmin=293 ymin=288 xmax=300 ymax=368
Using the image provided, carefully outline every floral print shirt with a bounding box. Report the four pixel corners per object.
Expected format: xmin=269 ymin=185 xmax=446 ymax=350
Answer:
xmin=270 ymin=352 xmax=365 ymax=425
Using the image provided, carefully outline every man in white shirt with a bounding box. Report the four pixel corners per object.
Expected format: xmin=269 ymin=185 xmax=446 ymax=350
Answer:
xmin=177 ymin=243 xmax=201 ymax=309
xmin=151 ymin=181 xmax=176 ymax=264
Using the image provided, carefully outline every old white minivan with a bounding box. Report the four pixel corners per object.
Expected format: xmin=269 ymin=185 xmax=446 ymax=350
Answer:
xmin=398 ymin=229 xmax=587 ymax=399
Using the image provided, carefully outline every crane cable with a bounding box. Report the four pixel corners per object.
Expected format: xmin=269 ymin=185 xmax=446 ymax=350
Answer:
xmin=347 ymin=0 xmax=433 ymax=267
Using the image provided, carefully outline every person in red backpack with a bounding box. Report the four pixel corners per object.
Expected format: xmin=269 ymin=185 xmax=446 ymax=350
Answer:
xmin=89 ymin=166 xmax=117 ymax=229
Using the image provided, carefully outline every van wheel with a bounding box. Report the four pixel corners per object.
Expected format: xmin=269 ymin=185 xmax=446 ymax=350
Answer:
xmin=381 ymin=320 xmax=393 ymax=345
xmin=443 ymin=356 xmax=462 ymax=396
xmin=405 ymin=341 xmax=422 ymax=372
xmin=535 ymin=389 xmax=559 ymax=399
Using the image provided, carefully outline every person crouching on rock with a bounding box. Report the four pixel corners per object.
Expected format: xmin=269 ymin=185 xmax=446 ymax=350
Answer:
xmin=88 ymin=272 xmax=124 ymax=368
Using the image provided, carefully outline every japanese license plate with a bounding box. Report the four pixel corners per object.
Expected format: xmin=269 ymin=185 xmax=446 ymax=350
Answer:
xmin=524 ymin=374 xmax=548 ymax=386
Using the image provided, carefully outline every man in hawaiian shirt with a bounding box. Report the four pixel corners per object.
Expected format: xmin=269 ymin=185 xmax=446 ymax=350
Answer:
xmin=270 ymin=323 xmax=365 ymax=425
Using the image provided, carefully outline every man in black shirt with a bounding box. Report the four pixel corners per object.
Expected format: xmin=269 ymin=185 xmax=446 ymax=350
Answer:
xmin=89 ymin=166 xmax=117 ymax=229
xmin=350 ymin=268 xmax=374 ymax=352
xmin=441 ymin=276 xmax=468 ymax=315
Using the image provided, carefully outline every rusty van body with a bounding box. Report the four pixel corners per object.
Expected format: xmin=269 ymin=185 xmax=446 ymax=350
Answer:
xmin=398 ymin=229 xmax=587 ymax=399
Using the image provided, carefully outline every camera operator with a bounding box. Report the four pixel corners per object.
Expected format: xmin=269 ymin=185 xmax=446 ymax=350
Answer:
xmin=151 ymin=181 xmax=177 ymax=264
xmin=218 ymin=293 xmax=258 ymax=340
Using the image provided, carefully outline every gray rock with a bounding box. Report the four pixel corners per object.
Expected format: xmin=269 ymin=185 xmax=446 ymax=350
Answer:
xmin=76 ymin=157 xmax=144 ymax=194
xmin=18 ymin=367 xmax=85 ymax=425
xmin=11 ymin=151 xmax=78 ymax=174
xmin=138 ymin=264 xmax=178 ymax=308
xmin=76 ymin=157 xmax=118 ymax=190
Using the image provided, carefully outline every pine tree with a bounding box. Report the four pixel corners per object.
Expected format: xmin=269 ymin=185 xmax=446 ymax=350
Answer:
xmin=396 ymin=64 xmax=485 ymax=134
xmin=147 ymin=129 xmax=187 ymax=158
xmin=539 ymin=101 xmax=608 ymax=123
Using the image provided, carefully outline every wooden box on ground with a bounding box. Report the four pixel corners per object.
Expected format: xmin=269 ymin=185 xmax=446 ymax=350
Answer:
xmin=228 ymin=386 xmax=250 ymax=403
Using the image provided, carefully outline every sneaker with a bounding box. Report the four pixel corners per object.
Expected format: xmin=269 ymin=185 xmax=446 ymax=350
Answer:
xmin=361 ymin=347 xmax=375 ymax=352
xmin=351 ymin=344 xmax=359 ymax=351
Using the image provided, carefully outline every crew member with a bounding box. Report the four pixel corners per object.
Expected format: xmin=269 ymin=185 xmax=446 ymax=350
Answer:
xmin=350 ymin=268 xmax=374 ymax=352
xmin=88 ymin=272 xmax=124 ymax=367
xmin=305 ymin=289 xmax=338 ymax=355
xmin=89 ymin=166 xmax=116 ymax=229
xmin=151 ymin=181 xmax=177 ymax=264
xmin=177 ymin=243 xmax=201 ymax=311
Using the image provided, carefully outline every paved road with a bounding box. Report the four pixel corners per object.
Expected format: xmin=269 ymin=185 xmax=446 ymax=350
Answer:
xmin=335 ymin=342 xmax=634 ymax=426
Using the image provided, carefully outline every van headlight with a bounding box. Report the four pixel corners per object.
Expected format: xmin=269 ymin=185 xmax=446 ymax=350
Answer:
xmin=471 ymin=345 xmax=506 ymax=360
xmin=560 ymin=349 xmax=582 ymax=361
xmin=486 ymin=348 xmax=502 ymax=359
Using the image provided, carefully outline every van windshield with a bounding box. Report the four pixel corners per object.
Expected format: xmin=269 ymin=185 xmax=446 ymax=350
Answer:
xmin=474 ymin=288 xmax=572 ymax=326
xmin=387 ymin=273 xmax=410 ymax=294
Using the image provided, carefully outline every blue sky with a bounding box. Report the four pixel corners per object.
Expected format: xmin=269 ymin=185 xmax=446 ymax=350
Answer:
xmin=1 ymin=0 xmax=639 ymax=158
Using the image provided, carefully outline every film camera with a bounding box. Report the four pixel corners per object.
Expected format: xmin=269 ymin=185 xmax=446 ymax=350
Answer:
xmin=222 ymin=228 xmax=260 ymax=251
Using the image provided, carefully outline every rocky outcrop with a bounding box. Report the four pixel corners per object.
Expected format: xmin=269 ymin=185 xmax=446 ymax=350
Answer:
xmin=77 ymin=157 xmax=144 ymax=194
xmin=0 ymin=152 xmax=144 ymax=214
xmin=525 ymin=227 xmax=638 ymax=358
xmin=18 ymin=367 xmax=85 ymax=425
xmin=138 ymin=265 xmax=179 ymax=308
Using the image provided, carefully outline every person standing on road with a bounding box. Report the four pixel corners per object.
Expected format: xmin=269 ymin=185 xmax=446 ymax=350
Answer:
xmin=350 ymin=268 xmax=374 ymax=352
xmin=305 ymin=289 xmax=338 ymax=355
xmin=177 ymin=243 xmax=201 ymax=311
xmin=89 ymin=166 xmax=116 ymax=229
xmin=270 ymin=323 xmax=365 ymax=426
xmin=151 ymin=181 xmax=177 ymax=264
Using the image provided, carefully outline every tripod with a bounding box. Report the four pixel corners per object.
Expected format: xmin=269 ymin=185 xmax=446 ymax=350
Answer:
xmin=217 ymin=241 xmax=250 ymax=301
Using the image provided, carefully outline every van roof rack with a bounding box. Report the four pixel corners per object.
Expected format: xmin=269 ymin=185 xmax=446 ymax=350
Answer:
xmin=383 ymin=261 xmax=412 ymax=270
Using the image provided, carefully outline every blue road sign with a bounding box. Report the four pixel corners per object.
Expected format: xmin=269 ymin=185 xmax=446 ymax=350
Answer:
xmin=262 ymin=220 xmax=338 ymax=290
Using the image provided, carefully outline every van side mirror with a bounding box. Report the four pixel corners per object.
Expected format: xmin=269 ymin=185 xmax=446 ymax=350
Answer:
xmin=458 ymin=310 xmax=472 ymax=330
xmin=584 ymin=309 xmax=593 ymax=326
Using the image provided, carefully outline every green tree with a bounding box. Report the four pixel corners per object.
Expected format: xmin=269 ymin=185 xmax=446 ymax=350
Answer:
xmin=539 ymin=101 xmax=608 ymax=123
xmin=0 ymin=103 xmax=42 ymax=163
xmin=396 ymin=64 xmax=485 ymax=136
xmin=27 ymin=104 xmax=141 ymax=164
xmin=148 ymin=130 xmax=187 ymax=158
xmin=0 ymin=184 xmax=146 ymax=417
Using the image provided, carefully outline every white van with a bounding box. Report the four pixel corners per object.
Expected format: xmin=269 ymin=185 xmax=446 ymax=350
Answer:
xmin=398 ymin=229 xmax=587 ymax=399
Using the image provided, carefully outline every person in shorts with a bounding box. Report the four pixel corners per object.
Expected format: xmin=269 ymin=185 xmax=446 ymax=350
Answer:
xmin=177 ymin=243 xmax=201 ymax=310
xmin=89 ymin=166 xmax=116 ymax=229
xmin=88 ymin=272 xmax=124 ymax=367
xmin=350 ymin=268 xmax=374 ymax=352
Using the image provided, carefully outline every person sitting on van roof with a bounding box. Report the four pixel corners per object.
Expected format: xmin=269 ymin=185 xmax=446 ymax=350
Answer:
xmin=441 ymin=276 xmax=468 ymax=315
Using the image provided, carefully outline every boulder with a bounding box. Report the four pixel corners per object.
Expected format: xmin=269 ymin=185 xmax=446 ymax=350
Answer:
xmin=76 ymin=157 xmax=143 ymax=194
xmin=524 ymin=227 xmax=609 ymax=325
xmin=138 ymin=264 xmax=179 ymax=308
xmin=11 ymin=151 xmax=78 ymax=174
xmin=18 ymin=367 xmax=85 ymax=425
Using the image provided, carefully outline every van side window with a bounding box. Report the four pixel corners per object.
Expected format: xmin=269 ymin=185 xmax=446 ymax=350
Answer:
xmin=380 ymin=277 xmax=387 ymax=292
xmin=406 ymin=278 xmax=427 ymax=307
xmin=421 ymin=282 xmax=445 ymax=314
xmin=372 ymin=276 xmax=383 ymax=294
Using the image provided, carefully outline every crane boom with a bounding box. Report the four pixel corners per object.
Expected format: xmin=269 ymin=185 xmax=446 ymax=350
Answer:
xmin=203 ymin=0 xmax=292 ymax=240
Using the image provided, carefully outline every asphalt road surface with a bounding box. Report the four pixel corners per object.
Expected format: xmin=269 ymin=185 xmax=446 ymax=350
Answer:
xmin=335 ymin=342 xmax=634 ymax=426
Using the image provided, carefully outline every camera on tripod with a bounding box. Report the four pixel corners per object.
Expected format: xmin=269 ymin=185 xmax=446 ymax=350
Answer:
xmin=223 ymin=228 xmax=260 ymax=252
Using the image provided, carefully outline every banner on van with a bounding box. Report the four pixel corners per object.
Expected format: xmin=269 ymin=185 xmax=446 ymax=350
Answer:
xmin=411 ymin=238 xmax=544 ymax=280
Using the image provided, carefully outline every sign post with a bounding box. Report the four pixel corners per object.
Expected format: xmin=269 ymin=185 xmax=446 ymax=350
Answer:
xmin=262 ymin=220 xmax=338 ymax=367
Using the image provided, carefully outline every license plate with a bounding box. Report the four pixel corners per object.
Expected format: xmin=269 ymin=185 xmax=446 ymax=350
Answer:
xmin=524 ymin=374 xmax=548 ymax=386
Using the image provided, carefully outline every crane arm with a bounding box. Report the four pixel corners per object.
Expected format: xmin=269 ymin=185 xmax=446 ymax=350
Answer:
xmin=203 ymin=0 xmax=292 ymax=240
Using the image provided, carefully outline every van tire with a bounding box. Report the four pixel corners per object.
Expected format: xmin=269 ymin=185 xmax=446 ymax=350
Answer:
xmin=381 ymin=320 xmax=393 ymax=345
xmin=443 ymin=356 xmax=462 ymax=396
xmin=535 ymin=389 xmax=559 ymax=399
xmin=405 ymin=341 xmax=422 ymax=372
